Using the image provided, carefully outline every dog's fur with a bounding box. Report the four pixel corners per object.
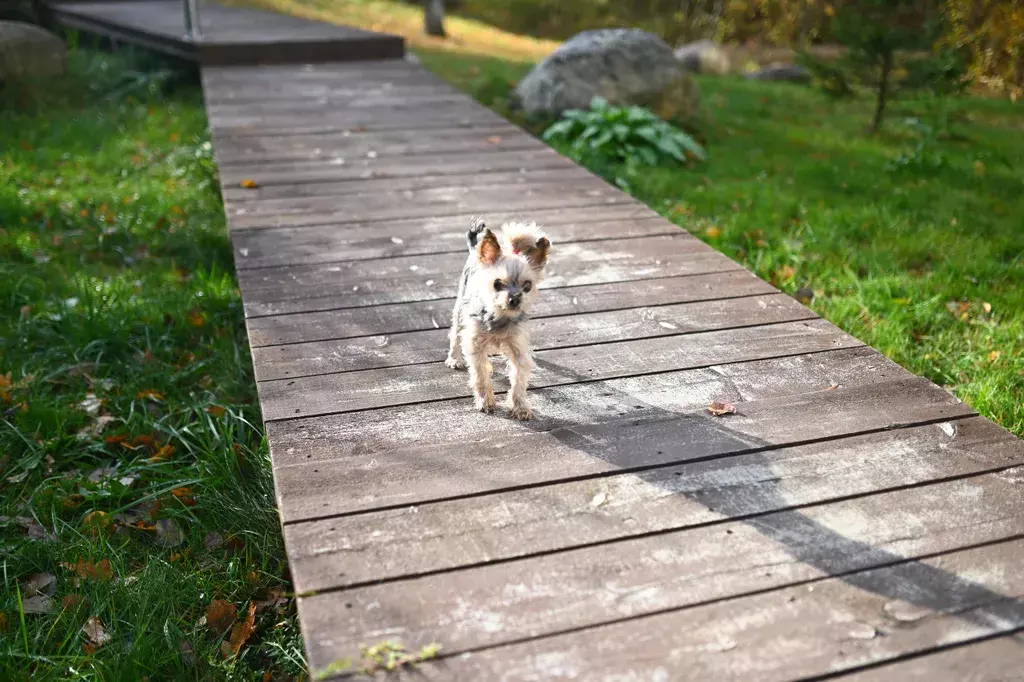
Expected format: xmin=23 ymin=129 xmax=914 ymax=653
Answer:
xmin=446 ymin=217 xmax=551 ymax=420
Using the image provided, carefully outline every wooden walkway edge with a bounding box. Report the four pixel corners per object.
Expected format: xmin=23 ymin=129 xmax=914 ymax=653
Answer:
xmin=162 ymin=20 xmax=1024 ymax=682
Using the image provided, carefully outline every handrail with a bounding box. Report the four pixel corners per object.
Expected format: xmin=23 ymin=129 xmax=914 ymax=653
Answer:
xmin=183 ymin=0 xmax=201 ymax=39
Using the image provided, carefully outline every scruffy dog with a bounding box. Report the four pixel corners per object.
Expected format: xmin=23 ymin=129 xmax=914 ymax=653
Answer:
xmin=445 ymin=217 xmax=551 ymax=420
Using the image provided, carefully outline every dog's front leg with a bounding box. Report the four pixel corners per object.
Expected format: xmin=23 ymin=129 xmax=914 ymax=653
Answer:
xmin=505 ymin=337 xmax=534 ymax=421
xmin=463 ymin=336 xmax=495 ymax=413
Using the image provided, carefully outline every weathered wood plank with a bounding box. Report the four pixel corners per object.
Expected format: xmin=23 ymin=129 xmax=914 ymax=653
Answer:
xmin=228 ymin=183 xmax=635 ymax=230
xmin=298 ymin=469 xmax=1024 ymax=670
xmin=213 ymin=126 xmax=539 ymax=166
xmin=207 ymin=93 xmax=477 ymax=118
xmin=253 ymin=294 xmax=815 ymax=381
xmin=269 ymin=374 xmax=965 ymax=521
xmin=258 ymin=319 xmax=862 ymax=421
xmin=207 ymin=110 xmax=508 ymax=137
xmin=232 ymin=209 xmax=672 ymax=269
xmin=842 ymin=635 xmax=1024 ymax=681
xmin=308 ymin=537 xmax=1024 ymax=679
xmin=203 ymin=82 xmax=462 ymax=105
xmin=246 ymin=270 xmax=776 ymax=346
xmin=215 ymin=148 xmax=576 ymax=188
xmin=240 ymin=236 xmax=736 ymax=314
xmin=285 ymin=416 xmax=1019 ymax=591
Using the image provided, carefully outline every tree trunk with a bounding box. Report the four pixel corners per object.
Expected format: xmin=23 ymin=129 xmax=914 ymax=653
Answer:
xmin=871 ymin=51 xmax=893 ymax=134
xmin=425 ymin=0 xmax=446 ymax=37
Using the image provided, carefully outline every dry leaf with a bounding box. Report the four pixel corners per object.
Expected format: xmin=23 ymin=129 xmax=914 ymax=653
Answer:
xmin=206 ymin=405 xmax=226 ymax=418
xmin=221 ymin=602 xmax=256 ymax=659
xmin=707 ymin=401 xmax=737 ymax=416
xmin=136 ymin=389 xmax=164 ymax=402
xmin=82 ymin=511 xmax=113 ymax=537
xmin=704 ymin=226 xmax=722 ymax=238
xmin=1 ymin=515 xmax=52 ymax=541
xmin=78 ymin=393 xmax=104 ymax=416
xmin=0 ymin=612 xmax=8 ymax=632
xmin=225 ymin=535 xmax=246 ymax=556
xmin=82 ymin=616 xmax=112 ymax=647
xmin=206 ymin=599 xmax=237 ymax=635
xmin=23 ymin=572 xmax=56 ymax=597
xmin=154 ymin=518 xmax=185 ymax=547
xmin=240 ymin=179 xmax=259 ymax=189
xmin=204 ymin=531 xmax=224 ymax=551
xmin=21 ymin=595 xmax=54 ymax=614
xmin=179 ymin=638 xmax=197 ymax=667
xmin=988 ymin=350 xmax=1001 ymax=362
xmin=62 ymin=557 xmax=113 ymax=581
xmin=149 ymin=444 xmax=176 ymax=463
xmin=187 ymin=309 xmax=205 ymax=327
xmin=982 ymin=301 xmax=992 ymax=314
xmin=776 ymin=264 xmax=796 ymax=281
xmin=61 ymin=594 xmax=88 ymax=611
xmin=254 ymin=588 xmax=288 ymax=613
xmin=77 ymin=414 xmax=116 ymax=441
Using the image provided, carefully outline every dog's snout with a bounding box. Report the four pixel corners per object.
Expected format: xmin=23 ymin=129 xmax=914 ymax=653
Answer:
xmin=508 ymin=295 xmax=521 ymax=308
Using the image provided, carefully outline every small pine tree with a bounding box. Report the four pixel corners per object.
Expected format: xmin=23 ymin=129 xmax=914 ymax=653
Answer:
xmin=827 ymin=0 xmax=951 ymax=133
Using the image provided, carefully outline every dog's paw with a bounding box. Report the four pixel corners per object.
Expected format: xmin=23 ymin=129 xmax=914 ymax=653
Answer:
xmin=507 ymin=403 xmax=534 ymax=421
xmin=445 ymin=356 xmax=466 ymax=370
xmin=475 ymin=397 xmax=496 ymax=414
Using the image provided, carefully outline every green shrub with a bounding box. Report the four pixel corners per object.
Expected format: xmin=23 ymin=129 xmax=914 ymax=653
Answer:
xmin=543 ymin=97 xmax=706 ymax=169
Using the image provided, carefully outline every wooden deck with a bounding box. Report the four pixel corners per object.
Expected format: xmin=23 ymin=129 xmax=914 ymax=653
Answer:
xmin=198 ymin=58 xmax=1024 ymax=681
xmin=45 ymin=1 xmax=403 ymax=64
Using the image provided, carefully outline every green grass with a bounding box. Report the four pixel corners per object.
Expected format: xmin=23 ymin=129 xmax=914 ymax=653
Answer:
xmin=415 ymin=49 xmax=1024 ymax=438
xmin=0 ymin=51 xmax=303 ymax=680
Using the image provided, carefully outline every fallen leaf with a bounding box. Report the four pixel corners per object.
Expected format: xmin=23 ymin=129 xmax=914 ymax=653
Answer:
xmin=776 ymin=264 xmax=796 ymax=281
xmin=486 ymin=135 xmax=502 ymax=144
xmin=78 ymin=393 xmax=104 ymax=416
xmin=187 ymin=309 xmax=205 ymax=327
xmin=1 ymin=515 xmax=51 ymax=541
xmin=206 ymin=599 xmax=237 ymax=635
xmin=0 ymin=612 xmax=7 ymax=632
xmin=82 ymin=616 xmax=112 ymax=647
xmin=179 ymin=638 xmax=197 ymax=667
xmin=206 ymin=405 xmax=226 ymax=418
xmin=707 ymin=401 xmax=737 ymax=416
xmin=225 ymin=535 xmax=246 ymax=556
xmin=704 ymin=226 xmax=722 ymax=238
xmin=5 ymin=472 xmax=28 ymax=484
xmin=149 ymin=444 xmax=176 ymax=463
xmin=221 ymin=602 xmax=256 ymax=658
xmin=61 ymin=594 xmax=88 ymax=611
xmin=204 ymin=531 xmax=224 ymax=551
xmin=82 ymin=511 xmax=113 ymax=537
xmin=988 ymin=350 xmax=1001 ymax=362
xmin=21 ymin=595 xmax=54 ymax=614
xmin=154 ymin=518 xmax=185 ymax=547
xmin=136 ymin=389 xmax=164 ymax=402
xmin=254 ymin=587 xmax=288 ymax=613
xmin=982 ymin=302 xmax=992 ymax=314
xmin=62 ymin=558 xmax=113 ymax=581
xmin=23 ymin=572 xmax=56 ymax=597
xmin=240 ymin=179 xmax=260 ymax=189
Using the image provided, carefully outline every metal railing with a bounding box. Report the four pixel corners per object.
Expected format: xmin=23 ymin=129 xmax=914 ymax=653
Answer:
xmin=183 ymin=0 xmax=201 ymax=39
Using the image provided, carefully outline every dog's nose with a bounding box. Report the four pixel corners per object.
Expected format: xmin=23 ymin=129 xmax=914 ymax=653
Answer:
xmin=508 ymin=295 xmax=521 ymax=309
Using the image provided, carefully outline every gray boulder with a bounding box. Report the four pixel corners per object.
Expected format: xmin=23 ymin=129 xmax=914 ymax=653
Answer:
xmin=674 ymin=39 xmax=731 ymax=75
xmin=746 ymin=63 xmax=811 ymax=84
xmin=515 ymin=28 xmax=699 ymax=121
xmin=0 ymin=21 xmax=66 ymax=81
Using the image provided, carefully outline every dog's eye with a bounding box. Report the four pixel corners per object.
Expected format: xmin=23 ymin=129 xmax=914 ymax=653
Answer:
xmin=493 ymin=279 xmax=504 ymax=291
xmin=523 ymin=281 xmax=533 ymax=292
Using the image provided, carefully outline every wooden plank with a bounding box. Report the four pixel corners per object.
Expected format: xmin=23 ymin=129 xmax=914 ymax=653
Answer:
xmin=252 ymin=294 xmax=816 ymax=381
xmin=258 ymin=318 xmax=863 ymax=421
xmin=246 ymin=270 xmax=777 ymax=346
xmin=285 ymin=416 xmax=1020 ymax=591
xmin=215 ymin=148 xmax=577 ymax=188
xmin=222 ymin=169 xmax=592 ymax=201
xmin=213 ymin=126 xmax=537 ymax=166
xmin=298 ymin=470 xmax=1024 ymax=670
xmin=227 ymin=183 xmax=635 ymax=230
xmin=231 ymin=208 xmax=672 ymax=270
xmin=308 ymin=537 xmax=1024 ymax=680
xmin=239 ymin=235 xmax=736 ymax=314
xmin=203 ymin=83 xmax=462 ymax=105
xmin=206 ymin=110 xmax=508 ymax=137
xmin=207 ymin=94 xmax=480 ymax=118
xmin=842 ymin=635 xmax=1024 ymax=681
xmin=269 ymin=374 xmax=966 ymax=521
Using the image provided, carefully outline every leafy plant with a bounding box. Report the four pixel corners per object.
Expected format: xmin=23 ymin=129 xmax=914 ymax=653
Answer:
xmin=543 ymin=97 xmax=706 ymax=169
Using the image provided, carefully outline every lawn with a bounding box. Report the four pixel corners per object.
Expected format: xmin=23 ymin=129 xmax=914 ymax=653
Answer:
xmin=414 ymin=49 xmax=1024 ymax=438
xmin=0 ymin=51 xmax=302 ymax=680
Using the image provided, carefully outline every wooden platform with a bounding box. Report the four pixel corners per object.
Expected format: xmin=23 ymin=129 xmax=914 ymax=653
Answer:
xmin=45 ymin=1 xmax=403 ymax=64
xmin=199 ymin=57 xmax=1024 ymax=679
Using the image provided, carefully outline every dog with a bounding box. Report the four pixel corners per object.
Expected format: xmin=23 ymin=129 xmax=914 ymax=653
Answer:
xmin=445 ymin=217 xmax=551 ymax=420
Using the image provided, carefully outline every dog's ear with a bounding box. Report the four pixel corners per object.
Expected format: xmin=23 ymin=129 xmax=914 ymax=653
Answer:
xmin=477 ymin=228 xmax=502 ymax=265
xmin=528 ymin=236 xmax=551 ymax=269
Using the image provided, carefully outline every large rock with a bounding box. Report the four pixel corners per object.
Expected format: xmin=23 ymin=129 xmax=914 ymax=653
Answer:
xmin=674 ymin=39 xmax=731 ymax=75
xmin=0 ymin=21 xmax=66 ymax=81
xmin=746 ymin=62 xmax=811 ymax=84
xmin=515 ymin=28 xmax=699 ymax=121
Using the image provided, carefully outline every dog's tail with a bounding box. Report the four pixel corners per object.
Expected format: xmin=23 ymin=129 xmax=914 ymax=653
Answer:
xmin=503 ymin=220 xmax=551 ymax=269
xmin=467 ymin=216 xmax=487 ymax=250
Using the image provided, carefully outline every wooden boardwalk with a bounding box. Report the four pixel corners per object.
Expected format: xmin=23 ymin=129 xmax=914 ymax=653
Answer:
xmin=201 ymin=58 xmax=1024 ymax=680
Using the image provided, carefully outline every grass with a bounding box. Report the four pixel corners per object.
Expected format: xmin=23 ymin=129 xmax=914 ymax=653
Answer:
xmin=0 ymin=50 xmax=303 ymax=680
xmin=414 ymin=49 xmax=1024 ymax=437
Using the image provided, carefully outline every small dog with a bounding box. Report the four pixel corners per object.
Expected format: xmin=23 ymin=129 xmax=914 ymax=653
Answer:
xmin=446 ymin=217 xmax=551 ymax=420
